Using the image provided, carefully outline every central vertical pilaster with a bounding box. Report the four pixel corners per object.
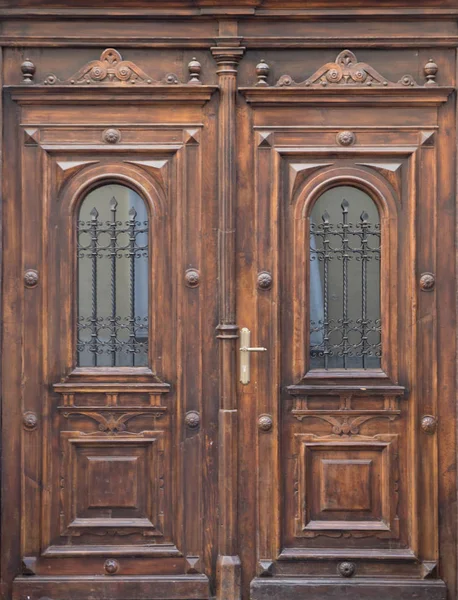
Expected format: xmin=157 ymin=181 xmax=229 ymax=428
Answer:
xmin=211 ymin=42 xmax=245 ymax=600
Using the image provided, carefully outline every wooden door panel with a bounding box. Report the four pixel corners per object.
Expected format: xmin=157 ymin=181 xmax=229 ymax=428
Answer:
xmin=239 ymin=54 xmax=453 ymax=598
xmin=57 ymin=433 xmax=166 ymax=543
xmin=4 ymin=56 xmax=218 ymax=598
xmin=294 ymin=434 xmax=399 ymax=538
xmin=0 ymin=25 xmax=456 ymax=600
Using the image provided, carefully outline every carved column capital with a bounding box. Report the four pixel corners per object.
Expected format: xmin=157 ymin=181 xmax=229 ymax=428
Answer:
xmin=211 ymin=46 xmax=245 ymax=74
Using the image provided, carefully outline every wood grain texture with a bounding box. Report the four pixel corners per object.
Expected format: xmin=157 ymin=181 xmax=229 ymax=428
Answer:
xmin=212 ymin=37 xmax=245 ymax=600
xmin=0 ymin=5 xmax=456 ymax=600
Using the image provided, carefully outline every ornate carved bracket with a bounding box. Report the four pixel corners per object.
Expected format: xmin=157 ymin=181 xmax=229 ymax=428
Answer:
xmin=60 ymin=410 xmax=166 ymax=434
xmin=275 ymin=50 xmax=419 ymax=88
xmin=42 ymin=48 xmax=182 ymax=86
xmin=292 ymin=413 xmax=399 ymax=435
xmin=289 ymin=384 xmax=404 ymax=434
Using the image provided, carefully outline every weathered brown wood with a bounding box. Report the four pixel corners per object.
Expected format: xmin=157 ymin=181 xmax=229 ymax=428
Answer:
xmin=3 ymin=44 xmax=218 ymax=600
xmin=251 ymin=578 xmax=447 ymax=600
xmin=13 ymin=575 xmax=210 ymax=599
xmin=0 ymin=4 xmax=457 ymax=600
xmin=236 ymin=36 xmax=455 ymax=600
xmin=212 ymin=37 xmax=245 ymax=600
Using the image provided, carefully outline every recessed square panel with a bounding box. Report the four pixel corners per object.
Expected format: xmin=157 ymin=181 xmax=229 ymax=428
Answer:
xmin=309 ymin=448 xmax=381 ymax=523
xmin=87 ymin=456 xmax=139 ymax=508
xmin=60 ymin=432 xmax=165 ymax=538
xmin=320 ymin=459 xmax=372 ymax=512
xmin=295 ymin=434 xmax=399 ymax=538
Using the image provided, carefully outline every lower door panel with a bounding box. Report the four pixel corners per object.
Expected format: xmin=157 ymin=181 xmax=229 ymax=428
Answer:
xmin=251 ymin=578 xmax=446 ymax=600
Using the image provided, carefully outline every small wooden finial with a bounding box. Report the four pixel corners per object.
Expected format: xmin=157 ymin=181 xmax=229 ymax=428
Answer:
xmin=21 ymin=58 xmax=35 ymax=84
xmin=424 ymin=58 xmax=438 ymax=86
xmin=188 ymin=57 xmax=202 ymax=85
xmin=255 ymin=59 xmax=270 ymax=87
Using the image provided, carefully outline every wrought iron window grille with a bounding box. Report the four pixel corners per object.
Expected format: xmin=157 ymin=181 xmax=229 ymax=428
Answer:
xmin=77 ymin=194 xmax=149 ymax=367
xmin=310 ymin=197 xmax=381 ymax=370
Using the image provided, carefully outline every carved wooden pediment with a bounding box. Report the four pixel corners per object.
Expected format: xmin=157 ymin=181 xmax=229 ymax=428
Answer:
xmin=43 ymin=48 xmax=182 ymax=86
xmin=275 ymin=49 xmax=418 ymax=88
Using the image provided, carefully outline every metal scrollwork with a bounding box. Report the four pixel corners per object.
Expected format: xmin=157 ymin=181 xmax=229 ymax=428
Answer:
xmin=310 ymin=196 xmax=381 ymax=369
xmin=77 ymin=192 xmax=149 ymax=367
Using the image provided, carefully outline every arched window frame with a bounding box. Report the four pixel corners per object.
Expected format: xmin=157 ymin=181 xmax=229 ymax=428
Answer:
xmin=294 ymin=167 xmax=399 ymax=381
xmin=57 ymin=163 xmax=165 ymax=376
xmin=76 ymin=182 xmax=150 ymax=368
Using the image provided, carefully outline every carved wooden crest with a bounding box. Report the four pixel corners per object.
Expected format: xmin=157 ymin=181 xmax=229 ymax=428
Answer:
xmin=276 ymin=49 xmax=418 ymax=88
xmin=43 ymin=48 xmax=181 ymax=86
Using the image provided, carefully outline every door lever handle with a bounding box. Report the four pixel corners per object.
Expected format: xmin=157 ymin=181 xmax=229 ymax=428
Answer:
xmin=240 ymin=347 xmax=267 ymax=353
xmin=240 ymin=327 xmax=267 ymax=385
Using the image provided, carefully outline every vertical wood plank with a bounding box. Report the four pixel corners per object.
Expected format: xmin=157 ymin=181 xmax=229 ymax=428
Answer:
xmin=181 ymin=131 xmax=203 ymax=570
xmin=21 ymin=125 xmax=43 ymax=562
xmin=436 ymin=56 xmax=457 ymax=598
xmin=1 ymin=86 xmax=22 ymax=598
xmin=416 ymin=134 xmax=438 ymax=564
xmin=255 ymin=140 xmax=280 ymax=573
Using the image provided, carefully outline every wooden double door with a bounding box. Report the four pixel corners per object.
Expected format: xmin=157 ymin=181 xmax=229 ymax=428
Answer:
xmin=1 ymin=39 xmax=456 ymax=600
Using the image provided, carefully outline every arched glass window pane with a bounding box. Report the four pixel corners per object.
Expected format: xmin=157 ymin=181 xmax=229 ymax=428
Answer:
xmin=310 ymin=186 xmax=381 ymax=370
xmin=77 ymin=184 xmax=149 ymax=367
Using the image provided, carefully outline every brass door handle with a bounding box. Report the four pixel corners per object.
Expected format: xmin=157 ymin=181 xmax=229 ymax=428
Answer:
xmin=240 ymin=327 xmax=267 ymax=385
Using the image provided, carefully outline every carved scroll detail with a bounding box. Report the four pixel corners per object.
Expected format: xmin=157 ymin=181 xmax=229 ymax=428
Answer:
xmin=61 ymin=410 xmax=165 ymax=434
xmin=276 ymin=50 xmax=418 ymax=89
xmin=44 ymin=48 xmax=180 ymax=86
xmin=292 ymin=413 xmax=398 ymax=435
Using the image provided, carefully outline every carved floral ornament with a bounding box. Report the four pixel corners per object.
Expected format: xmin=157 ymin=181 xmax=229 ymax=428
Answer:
xmin=37 ymin=48 xmax=201 ymax=86
xmin=260 ymin=50 xmax=437 ymax=89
